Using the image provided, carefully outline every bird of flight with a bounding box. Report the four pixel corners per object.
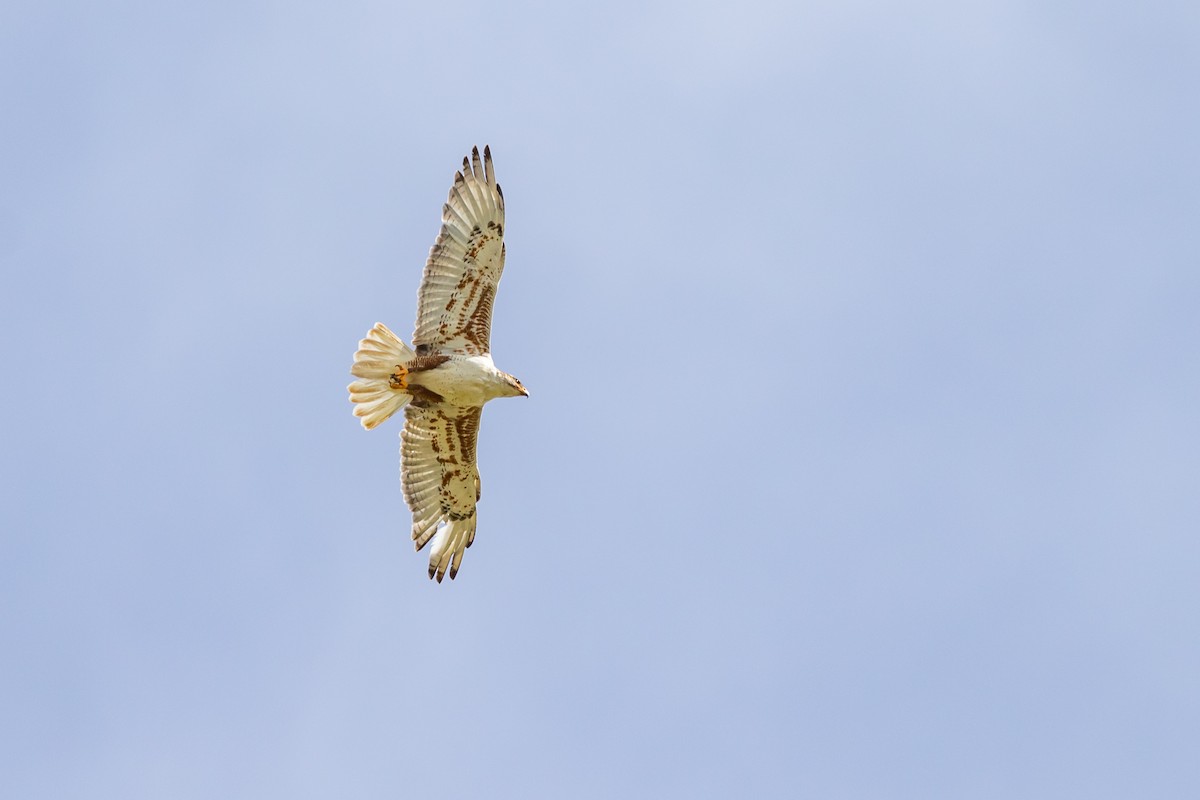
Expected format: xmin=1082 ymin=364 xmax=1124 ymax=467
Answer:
xmin=348 ymin=146 xmax=527 ymax=582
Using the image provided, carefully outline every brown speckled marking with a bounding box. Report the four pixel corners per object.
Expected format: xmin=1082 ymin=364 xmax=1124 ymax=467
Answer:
xmin=464 ymin=232 xmax=491 ymax=263
xmin=459 ymin=284 xmax=494 ymax=352
xmin=459 ymin=274 xmax=482 ymax=318
xmin=407 ymin=354 xmax=450 ymax=373
xmin=407 ymin=385 xmax=444 ymax=407
xmin=452 ymin=411 xmax=480 ymax=464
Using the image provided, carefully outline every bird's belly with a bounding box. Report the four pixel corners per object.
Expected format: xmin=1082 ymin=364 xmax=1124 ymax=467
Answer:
xmin=414 ymin=357 xmax=497 ymax=406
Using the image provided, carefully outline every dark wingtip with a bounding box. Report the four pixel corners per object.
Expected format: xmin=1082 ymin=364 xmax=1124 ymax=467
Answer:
xmin=483 ymin=144 xmax=491 ymax=159
xmin=449 ymin=566 xmax=459 ymax=580
xmin=496 ymin=183 xmax=503 ymax=199
xmin=471 ymin=145 xmax=480 ymax=159
xmin=428 ymin=564 xmax=436 ymax=580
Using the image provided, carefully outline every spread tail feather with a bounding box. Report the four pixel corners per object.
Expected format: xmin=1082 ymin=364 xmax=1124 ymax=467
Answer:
xmin=348 ymin=322 xmax=414 ymax=429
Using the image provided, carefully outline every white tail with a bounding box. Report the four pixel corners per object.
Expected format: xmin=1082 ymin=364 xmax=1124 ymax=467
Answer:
xmin=348 ymin=322 xmax=415 ymax=429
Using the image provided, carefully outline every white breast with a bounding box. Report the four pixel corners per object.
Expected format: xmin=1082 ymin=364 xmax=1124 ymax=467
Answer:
xmin=415 ymin=354 xmax=508 ymax=407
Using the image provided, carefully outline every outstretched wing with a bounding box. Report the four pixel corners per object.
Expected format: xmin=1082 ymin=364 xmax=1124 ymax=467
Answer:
xmin=401 ymin=402 xmax=483 ymax=582
xmin=413 ymin=145 xmax=506 ymax=356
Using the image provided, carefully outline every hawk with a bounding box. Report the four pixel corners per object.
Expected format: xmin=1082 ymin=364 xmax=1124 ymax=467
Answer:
xmin=348 ymin=146 xmax=527 ymax=582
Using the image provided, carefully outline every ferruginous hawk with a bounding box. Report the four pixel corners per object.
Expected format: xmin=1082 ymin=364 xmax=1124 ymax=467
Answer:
xmin=348 ymin=146 xmax=527 ymax=582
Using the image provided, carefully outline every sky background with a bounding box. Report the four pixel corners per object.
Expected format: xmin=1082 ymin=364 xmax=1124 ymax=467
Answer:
xmin=2 ymin=1 xmax=1198 ymax=797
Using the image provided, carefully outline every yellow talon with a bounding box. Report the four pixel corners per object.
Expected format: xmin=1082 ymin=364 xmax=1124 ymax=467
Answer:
xmin=388 ymin=365 xmax=409 ymax=390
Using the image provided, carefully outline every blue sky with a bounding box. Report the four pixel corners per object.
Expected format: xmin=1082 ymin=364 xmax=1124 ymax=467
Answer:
xmin=2 ymin=1 xmax=1198 ymax=797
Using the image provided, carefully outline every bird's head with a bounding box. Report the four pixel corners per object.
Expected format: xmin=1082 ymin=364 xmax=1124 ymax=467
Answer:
xmin=502 ymin=373 xmax=529 ymax=398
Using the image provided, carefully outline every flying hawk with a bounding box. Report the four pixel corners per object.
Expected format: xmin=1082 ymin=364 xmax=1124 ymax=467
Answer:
xmin=348 ymin=146 xmax=527 ymax=582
